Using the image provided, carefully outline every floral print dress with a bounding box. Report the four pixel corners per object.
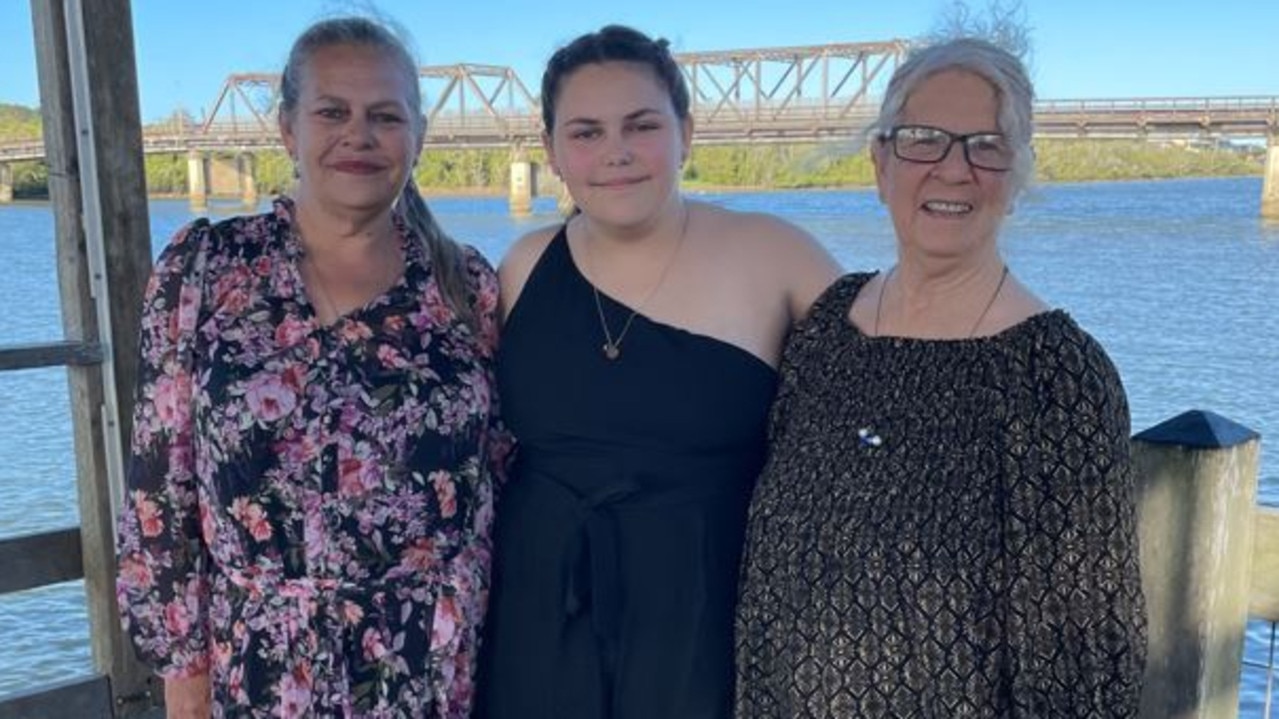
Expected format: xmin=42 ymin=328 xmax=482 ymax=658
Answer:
xmin=116 ymin=198 xmax=508 ymax=718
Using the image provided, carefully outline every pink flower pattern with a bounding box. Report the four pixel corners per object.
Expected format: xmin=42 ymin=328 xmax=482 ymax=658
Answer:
xmin=115 ymin=198 xmax=508 ymax=718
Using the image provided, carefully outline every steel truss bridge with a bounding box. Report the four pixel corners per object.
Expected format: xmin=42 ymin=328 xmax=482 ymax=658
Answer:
xmin=2 ymin=40 xmax=1278 ymax=163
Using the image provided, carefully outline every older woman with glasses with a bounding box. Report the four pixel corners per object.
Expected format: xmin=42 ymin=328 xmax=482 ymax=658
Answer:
xmin=733 ymin=38 xmax=1147 ymax=717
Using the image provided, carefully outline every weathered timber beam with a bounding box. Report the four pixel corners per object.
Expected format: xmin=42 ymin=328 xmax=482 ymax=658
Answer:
xmin=0 ymin=674 xmax=113 ymax=719
xmin=0 ymin=341 xmax=103 ymax=371
xmin=0 ymin=526 xmax=84 ymax=595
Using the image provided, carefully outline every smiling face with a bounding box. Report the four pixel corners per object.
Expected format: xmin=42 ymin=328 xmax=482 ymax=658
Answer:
xmin=544 ymin=61 xmax=691 ymax=230
xmin=873 ymin=69 xmax=1014 ymax=265
xmin=280 ymin=43 xmax=422 ymax=219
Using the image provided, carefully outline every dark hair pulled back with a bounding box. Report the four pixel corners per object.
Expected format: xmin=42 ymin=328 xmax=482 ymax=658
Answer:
xmin=541 ymin=25 xmax=690 ymax=132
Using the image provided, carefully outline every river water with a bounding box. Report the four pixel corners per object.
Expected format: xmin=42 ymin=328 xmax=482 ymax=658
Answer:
xmin=1 ymin=177 xmax=1276 ymax=712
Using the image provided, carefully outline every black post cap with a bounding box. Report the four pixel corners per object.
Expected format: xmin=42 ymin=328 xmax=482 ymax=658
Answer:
xmin=1133 ymin=409 xmax=1260 ymax=449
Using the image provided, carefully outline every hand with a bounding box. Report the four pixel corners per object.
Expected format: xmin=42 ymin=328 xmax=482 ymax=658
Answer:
xmin=164 ymin=673 xmax=212 ymax=719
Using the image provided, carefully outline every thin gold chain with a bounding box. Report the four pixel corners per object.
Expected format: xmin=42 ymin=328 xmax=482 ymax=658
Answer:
xmin=587 ymin=203 xmax=690 ymax=360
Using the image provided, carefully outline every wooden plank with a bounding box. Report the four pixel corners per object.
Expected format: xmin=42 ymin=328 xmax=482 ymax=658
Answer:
xmin=1250 ymin=507 xmax=1279 ymax=622
xmin=0 ymin=674 xmax=113 ymax=719
xmin=0 ymin=527 xmax=83 ymax=595
xmin=0 ymin=341 xmax=103 ymax=371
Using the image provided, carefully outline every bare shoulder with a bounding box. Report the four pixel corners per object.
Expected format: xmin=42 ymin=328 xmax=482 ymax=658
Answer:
xmin=699 ymin=203 xmax=834 ymax=264
xmin=498 ymin=224 xmax=562 ymax=320
xmin=694 ymin=202 xmax=841 ymax=321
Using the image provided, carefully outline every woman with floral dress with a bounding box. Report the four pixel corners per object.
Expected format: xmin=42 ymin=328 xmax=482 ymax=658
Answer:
xmin=115 ymin=16 xmax=507 ymax=718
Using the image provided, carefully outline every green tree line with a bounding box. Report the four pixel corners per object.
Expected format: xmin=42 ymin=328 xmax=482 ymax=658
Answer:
xmin=134 ymin=141 xmax=1266 ymax=197
xmin=0 ymin=103 xmax=47 ymax=198
xmin=2 ymin=102 xmax=1264 ymax=199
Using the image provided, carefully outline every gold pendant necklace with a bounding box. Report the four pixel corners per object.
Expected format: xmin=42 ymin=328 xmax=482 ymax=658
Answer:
xmin=587 ymin=203 xmax=690 ymax=361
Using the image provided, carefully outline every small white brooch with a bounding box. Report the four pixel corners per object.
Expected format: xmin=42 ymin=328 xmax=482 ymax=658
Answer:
xmin=857 ymin=427 xmax=883 ymax=447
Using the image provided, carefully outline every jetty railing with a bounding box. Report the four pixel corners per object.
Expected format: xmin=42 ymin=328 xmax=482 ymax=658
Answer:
xmin=0 ymin=1 xmax=157 ymax=717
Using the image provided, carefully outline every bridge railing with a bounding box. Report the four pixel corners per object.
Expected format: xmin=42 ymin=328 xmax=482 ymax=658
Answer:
xmin=0 ymin=141 xmax=46 ymax=162
xmin=2 ymin=95 xmax=1276 ymax=163
xmin=1037 ymin=95 xmax=1279 ymax=113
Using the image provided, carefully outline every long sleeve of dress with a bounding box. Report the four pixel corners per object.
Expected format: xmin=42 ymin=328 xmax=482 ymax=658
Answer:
xmin=115 ymin=221 xmax=212 ymax=677
xmin=462 ymin=245 xmax=514 ymax=491
xmin=1005 ymin=326 xmax=1147 ymax=716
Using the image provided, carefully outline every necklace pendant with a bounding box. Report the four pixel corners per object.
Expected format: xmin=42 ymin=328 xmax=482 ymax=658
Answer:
xmin=603 ymin=342 xmax=621 ymax=360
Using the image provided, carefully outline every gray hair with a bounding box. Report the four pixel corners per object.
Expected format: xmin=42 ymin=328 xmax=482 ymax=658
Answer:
xmin=279 ymin=17 xmax=423 ymax=134
xmin=872 ymin=38 xmax=1035 ymax=197
xmin=277 ymin=17 xmax=476 ymax=329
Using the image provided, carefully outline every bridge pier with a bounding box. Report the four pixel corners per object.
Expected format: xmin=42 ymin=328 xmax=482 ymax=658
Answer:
xmin=237 ymin=152 xmax=258 ymax=208
xmin=0 ymin=163 xmax=12 ymax=203
xmin=509 ymin=155 xmax=534 ymax=216
xmin=187 ymin=151 xmax=208 ymax=210
xmin=1263 ymin=133 xmax=1279 ymax=220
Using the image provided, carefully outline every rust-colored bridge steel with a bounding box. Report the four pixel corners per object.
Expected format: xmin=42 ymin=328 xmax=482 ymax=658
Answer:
xmin=2 ymin=41 xmax=1277 ymax=163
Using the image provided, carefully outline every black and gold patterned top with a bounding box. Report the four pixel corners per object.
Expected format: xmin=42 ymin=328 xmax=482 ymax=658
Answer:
xmin=735 ymin=272 xmax=1146 ymax=718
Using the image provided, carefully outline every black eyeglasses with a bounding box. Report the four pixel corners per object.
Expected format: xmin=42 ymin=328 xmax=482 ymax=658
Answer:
xmin=882 ymin=124 xmax=1014 ymax=172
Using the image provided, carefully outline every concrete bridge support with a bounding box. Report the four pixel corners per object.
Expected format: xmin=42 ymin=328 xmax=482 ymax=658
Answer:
xmin=237 ymin=152 xmax=259 ymax=208
xmin=0 ymin=163 xmax=12 ymax=203
xmin=187 ymin=150 xmax=208 ymax=210
xmin=509 ymin=156 xmax=534 ymax=216
xmin=1263 ymin=133 xmax=1279 ymax=220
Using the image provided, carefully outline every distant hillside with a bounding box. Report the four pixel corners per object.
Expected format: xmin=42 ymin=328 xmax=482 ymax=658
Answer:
xmin=0 ymin=103 xmax=42 ymax=141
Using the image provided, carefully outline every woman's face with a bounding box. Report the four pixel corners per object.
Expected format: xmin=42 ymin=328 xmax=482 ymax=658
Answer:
xmin=873 ymin=69 xmax=1014 ymax=265
xmin=280 ymin=43 xmax=422 ymax=219
xmin=544 ymin=61 xmax=691 ymax=230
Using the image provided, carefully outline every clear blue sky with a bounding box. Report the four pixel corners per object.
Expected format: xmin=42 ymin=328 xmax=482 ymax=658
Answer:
xmin=1 ymin=0 xmax=1275 ymax=122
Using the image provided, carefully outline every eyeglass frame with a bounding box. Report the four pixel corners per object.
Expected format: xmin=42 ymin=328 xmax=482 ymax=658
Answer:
xmin=879 ymin=124 xmax=1014 ymax=172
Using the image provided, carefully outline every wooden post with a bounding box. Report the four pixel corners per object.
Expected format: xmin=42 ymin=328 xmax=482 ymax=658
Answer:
xmin=1135 ymin=410 xmax=1261 ymax=719
xmin=29 ymin=0 xmax=158 ymax=715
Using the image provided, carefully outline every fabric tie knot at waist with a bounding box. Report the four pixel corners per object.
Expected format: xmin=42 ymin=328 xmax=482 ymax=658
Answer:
xmin=519 ymin=449 xmax=749 ymax=674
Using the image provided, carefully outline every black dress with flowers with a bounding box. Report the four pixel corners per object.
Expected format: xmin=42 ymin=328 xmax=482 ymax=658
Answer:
xmin=478 ymin=229 xmax=778 ymax=719
xmin=116 ymin=198 xmax=508 ymax=718
xmin=734 ymin=273 xmax=1147 ymax=717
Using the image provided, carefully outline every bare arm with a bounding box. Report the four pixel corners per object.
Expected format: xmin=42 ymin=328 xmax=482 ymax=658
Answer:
xmin=781 ymin=226 xmax=842 ymax=324
xmin=737 ymin=211 xmax=842 ymax=324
